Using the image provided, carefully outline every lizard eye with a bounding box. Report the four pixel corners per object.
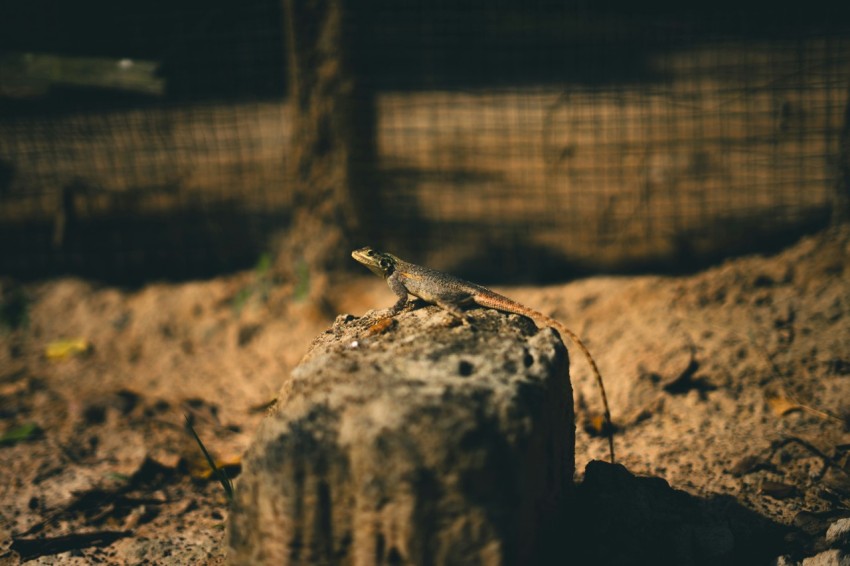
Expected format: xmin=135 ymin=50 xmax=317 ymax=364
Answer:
xmin=366 ymin=250 xmax=375 ymax=257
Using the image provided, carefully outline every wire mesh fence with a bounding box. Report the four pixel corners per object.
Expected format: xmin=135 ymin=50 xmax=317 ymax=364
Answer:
xmin=379 ymin=38 xmax=849 ymax=276
xmin=1 ymin=1 xmax=848 ymax=282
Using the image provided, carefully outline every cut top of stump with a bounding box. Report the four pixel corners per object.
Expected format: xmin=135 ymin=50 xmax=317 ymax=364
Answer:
xmin=228 ymin=306 xmax=574 ymax=566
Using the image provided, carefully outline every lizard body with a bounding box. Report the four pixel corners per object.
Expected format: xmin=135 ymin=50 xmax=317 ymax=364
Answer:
xmin=351 ymin=246 xmax=615 ymax=463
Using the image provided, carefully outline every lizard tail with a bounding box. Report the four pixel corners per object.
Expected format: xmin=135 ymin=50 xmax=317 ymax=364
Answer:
xmin=546 ymin=318 xmax=615 ymax=464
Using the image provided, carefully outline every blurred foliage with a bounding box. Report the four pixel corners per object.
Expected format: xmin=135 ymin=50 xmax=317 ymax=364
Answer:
xmin=231 ymin=252 xmax=274 ymax=312
xmin=184 ymin=415 xmax=234 ymax=503
xmin=0 ymin=423 xmax=42 ymax=446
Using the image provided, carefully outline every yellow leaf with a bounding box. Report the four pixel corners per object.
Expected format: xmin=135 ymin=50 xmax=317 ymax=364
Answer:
xmin=188 ymin=455 xmax=242 ymax=480
xmin=766 ymin=394 xmax=801 ymax=417
xmin=583 ymin=413 xmax=612 ymax=436
xmin=45 ymin=338 xmax=92 ymax=360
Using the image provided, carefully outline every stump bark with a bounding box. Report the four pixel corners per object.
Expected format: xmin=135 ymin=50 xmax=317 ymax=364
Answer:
xmin=228 ymin=307 xmax=574 ymax=565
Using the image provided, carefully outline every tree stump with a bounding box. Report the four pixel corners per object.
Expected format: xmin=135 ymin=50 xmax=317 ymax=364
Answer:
xmin=228 ymin=307 xmax=574 ymax=565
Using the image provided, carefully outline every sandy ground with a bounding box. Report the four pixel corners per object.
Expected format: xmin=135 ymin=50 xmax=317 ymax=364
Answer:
xmin=1 ymin=227 xmax=848 ymax=564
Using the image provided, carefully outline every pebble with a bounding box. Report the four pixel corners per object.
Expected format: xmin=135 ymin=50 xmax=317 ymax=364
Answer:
xmin=801 ymin=549 xmax=850 ymax=566
xmin=826 ymin=518 xmax=850 ymax=549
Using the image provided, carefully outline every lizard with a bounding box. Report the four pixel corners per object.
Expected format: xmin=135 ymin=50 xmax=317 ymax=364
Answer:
xmin=351 ymin=246 xmax=615 ymax=463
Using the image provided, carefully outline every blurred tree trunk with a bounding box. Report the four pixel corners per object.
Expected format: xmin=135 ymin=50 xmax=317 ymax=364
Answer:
xmin=278 ymin=0 xmax=378 ymax=289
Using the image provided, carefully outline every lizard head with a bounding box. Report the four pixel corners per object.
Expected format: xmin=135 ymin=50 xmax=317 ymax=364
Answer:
xmin=351 ymin=246 xmax=397 ymax=278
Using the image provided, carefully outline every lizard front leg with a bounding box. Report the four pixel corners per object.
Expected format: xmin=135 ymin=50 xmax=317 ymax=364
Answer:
xmin=385 ymin=272 xmax=411 ymax=316
xmin=363 ymin=272 xmax=411 ymax=323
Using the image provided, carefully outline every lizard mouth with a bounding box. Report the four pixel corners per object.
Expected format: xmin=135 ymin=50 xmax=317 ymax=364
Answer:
xmin=351 ymin=248 xmax=388 ymax=278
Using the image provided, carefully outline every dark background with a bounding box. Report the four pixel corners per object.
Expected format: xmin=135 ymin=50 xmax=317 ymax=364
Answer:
xmin=1 ymin=0 xmax=848 ymax=283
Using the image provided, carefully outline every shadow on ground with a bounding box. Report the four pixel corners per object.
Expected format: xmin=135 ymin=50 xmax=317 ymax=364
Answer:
xmin=539 ymin=461 xmax=795 ymax=565
xmin=0 ymin=198 xmax=289 ymax=286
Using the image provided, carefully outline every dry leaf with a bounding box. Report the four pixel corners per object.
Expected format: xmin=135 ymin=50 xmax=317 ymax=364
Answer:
xmin=766 ymin=394 xmax=802 ymax=417
xmin=365 ymin=318 xmax=395 ymax=336
xmin=761 ymin=480 xmax=797 ymax=499
xmin=249 ymin=397 xmax=278 ymax=414
xmin=584 ymin=413 xmax=611 ymax=437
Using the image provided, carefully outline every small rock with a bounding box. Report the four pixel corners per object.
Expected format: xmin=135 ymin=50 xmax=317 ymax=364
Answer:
xmin=826 ymin=518 xmax=850 ymax=549
xmin=794 ymin=512 xmax=837 ymax=537
xmin=772 ymin=555 xmax=800 ymax=566
xmin=802 ymin=549 xmax=850 ymax=566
